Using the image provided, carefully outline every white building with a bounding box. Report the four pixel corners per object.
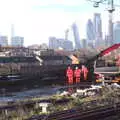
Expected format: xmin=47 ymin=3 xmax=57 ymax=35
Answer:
xmin=0 ymin=36 xmax=8 ymax=47
xmin=62 ymin=40 xmax=73 ymax=51
xmin=11 ymin=36 xmax=24 ymax=47
xmin=49 ymin=37 xmax=73 ymax=51
xmin=49 ymin=37 xmax=59 ymax=49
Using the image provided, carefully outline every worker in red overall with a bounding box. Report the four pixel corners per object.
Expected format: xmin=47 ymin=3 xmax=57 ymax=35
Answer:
xmin=66 ymin=66 xmax=73 ymax=85
xmin=82 ymin=65 xmax=88 ymax=80
xmin=74 ymin=66 xmax=81 ymax=84
xmin=116 ymin=55 xmax=120 ymax=66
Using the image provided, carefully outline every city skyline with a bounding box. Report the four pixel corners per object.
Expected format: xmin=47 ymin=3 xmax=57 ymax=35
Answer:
xmin=0 ymin=0 xmax=120 ymax=46
xmin=86 ymin=19 xmax=95 ymax=45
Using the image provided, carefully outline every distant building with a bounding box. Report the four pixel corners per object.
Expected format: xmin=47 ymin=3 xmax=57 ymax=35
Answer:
xmin=86 ymin=19 xmax=95 ymax=46
xmin=94 ymin=13 xmax=102 ymax=46
xmin=11 ymin=36 xmax=24 ymax=47
xmin=40 ymin=43 xmax=48 ymax=49
xmin=81 ymin=39 xmax=87 ymax=49
xmin=49 ymin=37 xmax=59 ymax=49
xmin=11 ymin=24 xmax=15 ymax=38
xmin=113 ymin=21 xmax=120 ymax=44
xmin=0 ymin=36 xmax=8 ymax=47
xmin=72 ymin=23 xmax=81 ymax=49
xmin=57 ymin=38 xmax=73 ymax=51
xmin=108 ymin=14 xmax=114 ymax=46
xmin=105 ymin=35 xmax=111 ymax=47
xmin=49 ymin=37 xmax=73 ymax=51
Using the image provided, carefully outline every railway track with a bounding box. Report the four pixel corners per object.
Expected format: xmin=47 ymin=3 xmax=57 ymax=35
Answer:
xmin=27 ymin=103 xmax=120 ymax=120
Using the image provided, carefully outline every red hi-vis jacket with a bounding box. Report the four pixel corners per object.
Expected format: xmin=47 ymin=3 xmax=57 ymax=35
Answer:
xmin=74 ymin=69 xmax=81 ymax=77
xmin=66 ymin=68 xmax=73 ymax=77
xmin=82 ymin=66 xmax=88 ymax=80
xmin=116 ymin=56 xmax=120 ymax=66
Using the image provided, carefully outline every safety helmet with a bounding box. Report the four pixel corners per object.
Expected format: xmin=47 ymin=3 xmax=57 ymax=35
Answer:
xmin=68 ymin=66 xmax=71 ymax=69
xmin=75 ymin=66 xmax=78 ymax=69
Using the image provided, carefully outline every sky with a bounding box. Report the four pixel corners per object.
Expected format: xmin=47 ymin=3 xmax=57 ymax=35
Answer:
xmin=0 ymin=0 xmax=120 ymax=46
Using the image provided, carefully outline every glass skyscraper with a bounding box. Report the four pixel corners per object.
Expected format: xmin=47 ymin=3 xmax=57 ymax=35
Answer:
xmin=113 ymin=21 xmax=120 ymax=44
xmin=94 ymin=13 xmax=102 ymax=46
xmin=72 ymin=23 xmax=81 ymax=49
xmin=86 ymin=19 xmax=95 ymax=46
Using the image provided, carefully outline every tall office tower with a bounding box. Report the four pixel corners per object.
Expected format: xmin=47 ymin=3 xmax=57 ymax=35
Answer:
xmin=113 ymin=21 xmax=120 ymax=44
xmin=0 ymin=36 xmax=8 ymax=47
xmin=11 ymin=36 xmax=24 ymax=47
xmin=94 ymin=13 xmax=102 ymax=46
xmin=72 ymin=23 xmax=81 ymax=49
xmin=108 ymin=13 xmax=114 ymax=46
xmin=86 ymin=19 xmax=95 ymax=46
xmin=11 ymin=24 xmax=15 ymax=38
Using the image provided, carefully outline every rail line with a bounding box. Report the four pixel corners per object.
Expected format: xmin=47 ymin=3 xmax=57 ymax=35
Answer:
xmin=27 ymin=103 xmax=120 ymax=120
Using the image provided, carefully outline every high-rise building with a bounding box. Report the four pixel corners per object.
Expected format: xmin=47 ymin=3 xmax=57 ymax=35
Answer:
xmin=11 ymin=24 xmax=15 ymax=38
xmin=81 ymin=39 xmax=87 ymax=49
xmin=86 ymin=19 xmax=95 ymax=46
xmin=11 ymin=36 xmax=24 ymax=47
xmin=0 ymin=36 xmax=8 ymax=47
xmin=113 ymin=21 xmax=120 ymax=44
xmin=49 ymin=37 xmax=73 ymax=51
xmin=72 ymin=23 xmax=81 ymax=49
xmin=94 ymin=13 xmax=102 ymax=46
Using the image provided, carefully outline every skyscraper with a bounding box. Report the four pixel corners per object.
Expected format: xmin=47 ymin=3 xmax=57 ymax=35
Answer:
xmin=86 ymin=19 xmax=95 ymax=46
xmin=72 ymin=23 xmax=81 ymax=49
xmin=113 ymin=21 xmax=120 ymax=44
xmin=11 ymin=24 xmax=15 ymax=38
xmin=94 ymin=13 xmax=102 ymax=46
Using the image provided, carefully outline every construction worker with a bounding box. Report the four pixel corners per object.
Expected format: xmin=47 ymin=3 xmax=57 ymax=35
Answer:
xmin=66 ymin=66 xmax=73 ymax=85
xmin=82 ymin=65 xmax=88 ymax=80
xmin=74 ymin=66 xmax=81 ymax=84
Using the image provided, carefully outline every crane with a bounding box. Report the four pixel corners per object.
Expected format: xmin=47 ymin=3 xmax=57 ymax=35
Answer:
xmin=87 ymin=0 xmax=120 ymax=46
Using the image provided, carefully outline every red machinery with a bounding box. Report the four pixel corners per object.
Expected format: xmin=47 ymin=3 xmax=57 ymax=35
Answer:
xmin=87 ymin=43 xmax=120 ymax=63
xmin=87 ymin=43 xmax=120 ymax=84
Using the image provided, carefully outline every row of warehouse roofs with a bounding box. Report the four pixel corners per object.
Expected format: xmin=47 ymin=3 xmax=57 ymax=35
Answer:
xmin=0 ymin=47 xmax=80 ymax=64
xmin=0 ymin=55 xmax=72 ymax=65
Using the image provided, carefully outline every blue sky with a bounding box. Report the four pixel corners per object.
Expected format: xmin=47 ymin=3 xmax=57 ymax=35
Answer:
xmin=0 ymin=0 xmax=120 ymax=46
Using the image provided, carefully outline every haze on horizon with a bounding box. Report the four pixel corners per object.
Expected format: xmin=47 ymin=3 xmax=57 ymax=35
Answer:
xmin=0 ymin=0 xmax=120 ymax=46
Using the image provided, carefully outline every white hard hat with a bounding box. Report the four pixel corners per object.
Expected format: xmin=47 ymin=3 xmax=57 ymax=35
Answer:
xmin=75 ymin=66 xmax=78 ymax=69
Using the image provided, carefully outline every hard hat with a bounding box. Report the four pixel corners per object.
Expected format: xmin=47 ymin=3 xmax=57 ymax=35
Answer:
xmin=75 ymin=66 xmax=78 ymax=69
xmin=68 ymin=66 xmax=71 ymax=69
